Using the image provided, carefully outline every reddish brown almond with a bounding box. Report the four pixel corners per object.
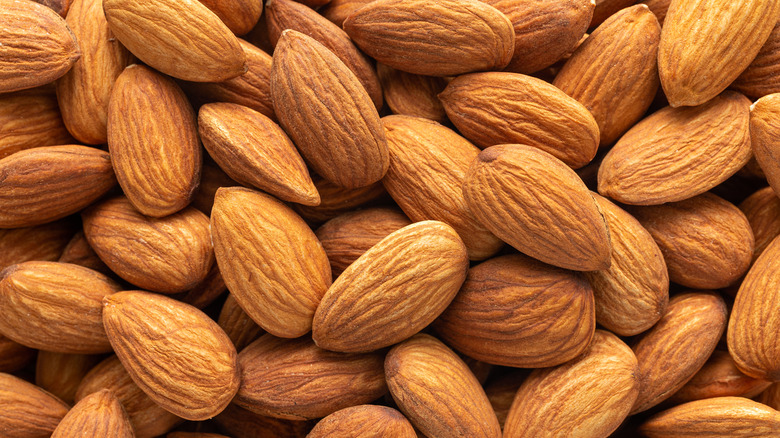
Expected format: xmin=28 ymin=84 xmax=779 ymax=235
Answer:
xmin=190 ymin=160 xmax=238 ymax=216
xmin=58 ymin=230 xmax=111 ymax=275
xmin=642 ymin=0 xmax=672 ymax=25
xmin=198 ymin=103 xmax=318 ymax=205
xmin=590 ymin=0 xmax=635 ymax=27
xmin=0 ymin=335 xmax=35 ymax=373
xmin=750 ymin=93 xmax=780 ymax=197
xmin=217 ymin=293 xmax=264 ymax=351
xmin=235 ymin=334 xmax=387 ymax=420
xmin=440 ymin=72 xmax=599 ymax=169
xmin=628 ymin=193 xmax=754 ymax=289
xmin=484 ymin=370 xmax=527 ymax=429
xmin=659 ymin=0 xmax=780 ymax=107
xmin=377 ymin=63 xmax=447 ymax=122
xmin=271 ymin=30 xmax=388 ymax=188
xmin=211 ymin=187 xmax=332 ymax=338
xmin=167 ymin=433 xmax=229 ymax=438
xmin=733 ymin=21 xmax=780 ymax=98
xmin=0 ymin=219 xmax=76 ymax=270
xmin=0 ymin=0 xmax=80 ymax=93
xmin=759 ymin=384 xmax=780 ymax=410
xmin=0 ymin=261 xmax=120 ymax=353
xmin=435 ymin=254 xmax=595 ymax=368
xmin=554 ymin=5 xmax=661 ymax=146
xmin=103 ymin=291 xmax=240 ymax=421
xmin=504 ymin=330 xmax=639 ymax=438
xmin=293 ymin=177 xmax=388 ymax=225
xmin=312 ymin=221 xmax=469 ymax=353
xmin=52 ymin=390 xmax=133 ymax=438
xmin=640 ymin=397 xmax=780 ymax=437
xmin=215 ymin=404 xmax=314 ymax=438
xmin=739 ymin=186 xmax=780 ymax=262
xmin=34 ymin=0 xmax=75 ymax=16
xmin=308 ymin=405 xmax=416 ymax=438
xmin=103 ymin=0 xmax=246 ymax=81
xmin=381 ymin=115 xmax=504 ymax=260
xmin=343 ymin=0 xmax=514 ymax=76
xmin=322 ymin=0 xmax=373 ymax=27
xmin=198 ymin=0 xmax=262 ymax=35
xmin=0 ymin=145 xmax=116 ymax=228
xmin=630 ymin=292 xmax=728 ymax=414
xmin=36 ymin=352 xmax=101 ymax=404
xmin=0 ymin=373 xmax=70 ymax=438
xmin=462 ymin=144 xmax=611 ymax=271
xmin=386 ymin=334 xmax=501 ymax=438
xmin=0 ymin=87 xmax=75 ymax=159
xmin=169 ymin=262 xmax=227 ymax=310
xmin=585 ymin=195 xmax=669 ymax=336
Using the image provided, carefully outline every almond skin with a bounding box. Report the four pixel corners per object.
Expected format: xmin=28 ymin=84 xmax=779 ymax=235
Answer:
xmin=108 ymin=64 xmax=201 ymax=217
xmin=58 ymin=230 xmax=111 ymax=275
xmin=215 ymin=404 xmax=314 ymax=438
xmin=385 ymin=334 xmax=501 ymax=438
xmin=103 ymin=291 xmax=240 ymax=421
xmin=0 ymin=87 xmax=75 ymax=159
xmin=0 ymin=335 xmax=35 ymax=373
xmin=235 ymin=334 xmax=387 ymax=420
xmin=211 ymin=187 xmax=332 ymax=338
xmin=642 ymin=0 xmax=672 ymax=25
xmin=0 ymin=219 xmax=76 ymax=270
xmin=377 ymin=63 xmax=448 ymax=122
xmin=658 ymin=0 xmax=780 ymax=107
xmin=0 ymin=372 xmax=70 ymax=438
xmin=271 ymin=30 xmax=389 ymax=188
xmin=640 ymin=397 xmax=780 ymax=437
xmin=36 ymin=351 xmax=101 ymax=404
xmin=198 ymin=0 xmax=262 ymax=35
xmin=739 ymin=186 xmax=780 ymax=263
xmin=484 ymin=370 xmax=526 ymax=429
xmin=307 ymin=405 xmax=416 ymax=438
xmin=217 ymin=293 xmax=264 ymax=351
xmin=190 ymin=160 xmax=238 ymax=217
xmin=733 ymin=20 xmax=780 ymax=98
xmin=293 ymin=177 xmax=388 ymax=225
xmin=759 ymin=384 xmax=780 ymax=410
xmin=34 ymin=0 xmax=75 ymax=16
xmin=51 ymin=390 xmax=134 ymax=438
xmin=0 ymin=261 xmax=120 ymax=354
xmin=343 ymin=0 xmax=515 ymax=76
xmin=462 ymin=144 xmax=611 ymax=271
xmin=312 ymin=221 xmax=469 ymax=353
xmin=750 ymin=93 xmax=780 ymax=197
xmin=439 ymin=72 xmax=599 ymax=169
xmin=322 ymin=0 xmax=374 ymax=27
xmin=435 ymin=254 xmax=595 ymax=368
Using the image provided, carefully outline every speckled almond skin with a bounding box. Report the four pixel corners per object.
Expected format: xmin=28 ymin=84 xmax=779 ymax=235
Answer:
xmin=51 ymin=390 xmax=134 ymax=438
xmin=0 ymin=372 xmax=70 ymax=438
xmin=640 ymin=397 xmax=780 ymax=437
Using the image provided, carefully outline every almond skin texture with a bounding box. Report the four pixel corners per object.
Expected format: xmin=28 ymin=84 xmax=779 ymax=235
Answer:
xmin=103 ymin=291 xmax=240 ymax=421
xmin=235 ymin=334 xmax=387 ymax=420
xmin=0 ymin=261 xmax=120 ymax=353
xmin=381 ymin=115 xmax=504 ymax=260
xmin=0 ymin=219 xmax=76 ymax=270
xmin=189 ymin=160 xmax=238 ymax=216
xmin=439 ymin=72 xmax=599 ymax=169
xmin=0 ymin=145 xmax=117 ymax=228
xmin=0 ymin=373 xmax=70 ymax=438
xmin=0 ymin=335 xmax=35 ymax=373
xmin=271 ymin=30 xmax=389 ymax=188
xmin=0 ymin=88 xmax=76 ymax=159
xmin=322 ymin=0 xmax=373 ymax=27
xmin=630 ymin=292 xmax=728 ymax=414
xmin=51 ymin=390 xmax=134 ymax=438
xmin=733 ymin=21 xmax=780 ymax=98
xmin=36 ymin=351 xmax=101 ymax=404
xmin=553 ymin=5 xmax=661 ymax=146
xmin=504 ymin=330 xmax=639 ymax=438
xmin=750 ymin=93 xmax=780 ymax=197
xmin=108 ymin=64 xmax=201 ymax=217
xmin=377 ymin=63 xmax=448 ymax=122
xmin=640 ymin=396 xmax=780 ymax=437
xmin=198 ymin=0 xmax=262 ymax=36
xmin=293 ymin=177 xmax=388 ymax=225
xmin=211 ymin=187 xmax=332 ymax=338
xmin=215 ymin=404 xmax=314 ymax=438
xmin=58 ymin=230 xmax=111 ymax=275
xmin=82 ymin=197 xmax=215 ymax=294
xmin=103 ymin=0 xmax=246 ymax=81
xmin=34 ymin=0 xmax=74 ymax=16
xmin=217 ymin=293 xmax=264 ymax=351
xmin=0 ymin=0 xmax=80 ymax=93
xmin=435 ymin=254 xmax=596 ymax=368
xmin=462 ymin=144 xmax=611 ymax=271
xmin=642 ymin=0 xmax=672 ymax=25
xmin=307 ymin=405 xmax=416 ymax=438
xmin=385 ymin=334 xmax=501 ymax=438
xmin=312 ymin=221 xmax=469 ymax=353
xmin=658 ymin=0 xmax=780 ymax=107
xmin=198 ymin=102 xmax=318 ymax=205
xmin=343 ymin=0 xmax=514 ymax=76
xmin=740 ymin=186 xmax=780 ymax=262
xmin=628 ymin=193 xmax=754 ymax=289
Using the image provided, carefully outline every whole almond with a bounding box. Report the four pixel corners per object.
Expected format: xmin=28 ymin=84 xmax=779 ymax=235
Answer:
xmin=739 ymin=186 xmax=780 ymax=262
xmin=34 ymin=0 xmax=75 ymax=16
xmin=198 ymin=0 xmax=263 ymax=36
xmin=0 ymin=219 xmax=76 ymax=270
xmin=462 ymin=144 xmax=611 ymax=271
xmin=750 ymin=93 xmax=780 ymax=197
xmin=36 ymin=351 xmax=101 ymax=404
xmin=642 ymin=0 xmax=671 ymax=25
xmin=640 ymin=397 xmax=780 ymax=437
xmin=0 ymin=373 xmax=70 ymax=438
xmin=190 ymin=160 xmax=238 ymax=216
xmin=0 ymin=335 xmax=35 ymax=373
xmin=733 ymin=20 xmax=780 ymax=98
xmin=590 ymin=0 xmax=636 ymax=27
xmin=0 ymin=87 xmax=75 ymax=159
xmin=169 ymin=262 xmax=227 ymax=310
xmin=217 ymin=293 xmax=264 ymax=351
xmin=377 ymin=63 xmax=448 ymax=122
xmin=58 ymin=230 xmax=111 ymax=275
xmin=322 ymin=0 xmax=374 ymax=27
xmin=308 ymin=405 xmax=416 ymax=438
xmin=312 ymin=221 xmax=469 ymax=353
xmin=51 ymin=390 xmax=134 ymax=438
xmin=215 ymin=404 xmax=314 ymax=438
xmin=343 ymin=0 xmax=514 ymax=76
xmin=293 ymin=177 xmax=388 ymax=225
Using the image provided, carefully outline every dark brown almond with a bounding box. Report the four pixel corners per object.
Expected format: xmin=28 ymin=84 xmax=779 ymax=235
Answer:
xmin=0 ymin=219 xmax=76 ymax=270
xmin=52 ymin=390 xmax=134 ymax=438
xmin=0 ymin=373 xmax=70 ymax=438
xmin=0 ymin=335 xmax=35 ymax=373
xmin=308 ymin=405 xmax=416 ymax=438
xmin=190 ymin=160 xmax=239 ymax=216
xmin=217 ymin=293 xmax=264 ymax=351
xmin=739 ymin=186 xmax=780 ymax=263
xmin=58 ymin=230 xmax=111 ymax=275
xmin=215 ymin=404 xmax=314 ymax=438
xmin=758 ymin=384 xmax=780 ymax=410
xmin=484 ymin=370 xmax=527 ymax=429
xmin=169 ymin=262 xmax=227 ymax=310
xmin=640 ymin=397 xmax=780 ymax=437
xmin=36 ymin=352 xmax=101 ymax=404
xmin=590 ymin=0 xmax=636 ymax=27
xmin=198 ymin=0 xmax=263 ymax=35
xmin=34 ymin=0 xmax=75 ymax=16
xmin=733 ymin=20 xmax=780 ymax=98
xmin=0 ymin=87 xmax=75 ymax=159
xmin=377 ymin=64 xmax=448 ymax=122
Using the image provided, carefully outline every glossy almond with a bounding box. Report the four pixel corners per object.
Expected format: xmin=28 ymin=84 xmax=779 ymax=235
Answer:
xmin=0 ymin=373 xmax=70 ymax=438
xmin=0 ymin=219 xmax=76 ymax=270
xmin=462 ymin=144 xmax=611 ymax=271
xmin=739 ymin=186 xmax=780 ymax=262
xmin=36 ymin=351 xmax=101 ymax=404
xmin=750 ymin=93 xmax=780 ymax=197
xmin=198 ymin=0 xmax=262 ymax=35
xmin=0 ymin=88 xmax=75 ymax=159
xmin=640 ymin=397 xmax=780 ymax=437
xmin=52 ymin=390 xmax=134 ymax=438
xmin=217 ymin=293 xmax=264 ymax=351
xmin=293 ymin=177 xmax=388 ymax=225
xmin=308 ymin=405 xmax=415 ymax=438
xmin=733 ymin=21 xmax=780 ymax=98
xmin=377 ymin=64 xmax=447 ymax=122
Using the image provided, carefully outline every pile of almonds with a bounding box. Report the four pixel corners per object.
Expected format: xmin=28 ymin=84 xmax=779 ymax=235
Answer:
xmin=2 ymin=0 xmax=780 ymax=436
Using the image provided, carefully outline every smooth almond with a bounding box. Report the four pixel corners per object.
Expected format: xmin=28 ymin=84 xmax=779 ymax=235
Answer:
xmin=0 ymin=87 xmax=75 ymax=159
xmin=640 ymin=397 xmax=780 ymax=437
xmin=51 ymin=390 xmax=134 ymax=438
xmin=307 ymin=405 xmax=416 ymax=438
xmin=0 ymin=373 xmax=70 ymax=438
xmin=750 ymin=93 xmax=780 ymax=197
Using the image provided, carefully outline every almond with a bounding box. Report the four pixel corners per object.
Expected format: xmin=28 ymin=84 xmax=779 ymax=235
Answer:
xmin=52 ymin=390 xmax=134 ymax=438
xmin=642 ymin=0 xmax=671 ymax=25
xmin=36 ymin=352 xmax=101 ymax=404
xmin=759 ymin=383 xmax=780 ymax=410
xmin=198 ymin=0 xmax=263 ymax=36
xmin=322 ymin=0 xmax=374 ymax=27
xmin=733 ymin=20 xmax=780 ymax=98
xmin=739 ymin=186 xmax=780 ymax=263
xmin=190 ymin=160 xmax=238 ymax=217
xmin=0 ymin=87 xmax=75 ymax=159
xmin=750 ymin=93 xmax=780 ymax=197
xmin=214 ymin=404 xmax=314 ymax=438
xmin=167 ymin=433 xmax=229 ymax=438
xmin=343 ymin=0 xmax=514 ymax=76
xmin=0 ymin=219 xmax=76 ymax=270
xmin=34 ymin=0 xmax=74 ymax=16
xmin=462 ymin=144 xmax=611 ymax=271
xmin=484 ymin=370 xmax=526 ymax=429
xmin=312 ymin=221 xmax=469 ymax=353
xmin=590 ymin=0 xmax=635 ymax=27
xmin=308 ymin=405 xmax=416 ymax=438
xmin=293 ymin=177 xmax=388 ymax=225
xmin=377 ymin=64 xmax=448 ymax=122
xmin=0 ymin=335 xmax=35 ymax=373
xmin=169 ymin=262 xmax=227 ymax=310
xmin=58 ymin=230 xmax=111 ymax=275
xmin=0 ymin=372 xmax=70 ymax=438
xmin=217 ymin=293 xmax=264 ymax=351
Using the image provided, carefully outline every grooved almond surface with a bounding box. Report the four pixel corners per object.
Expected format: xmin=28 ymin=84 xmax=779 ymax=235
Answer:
xmin=51 ymin=390 xmax=134 ymax=438
xmin=733 ymin=21 xmax=780 ymax=98
xmin=0 ymin=372 xmax=70 ymax=438
xmin=739 ymin=186 xmax=780 ymax=263
xmin=750 ymin=93 xmax=780 ymax=197
xmin=322 ymin=0 xmax=374 ymax=27
xmin=640 ymin=397 xmax=780 ymax=437
xmin=35 ymin=351 xmax=101 ymax=404
xmin=198 ymin=0 xmax=262 ymax=36
xmin=217 ymin=293 xmax=264 ymax=351
xmin=307 ymin=405 xmax=416 ymax=438
xmin=0 ymin=219 xmax=76 ymax=270
xmin=0 ymin=88 xmax=75 ymax=159
xmin=377 ymin=63 xmax=448 ymax=122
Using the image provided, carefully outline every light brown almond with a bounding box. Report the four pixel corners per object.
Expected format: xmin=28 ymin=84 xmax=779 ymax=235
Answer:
xmin=640 ymin=397 xmax=780 ymax=437
xmin=739 ymin=186 xmax=780 ymax=263
xmin=642 ymin=0 xmax=672 ymax=25
xmin=750 ymin=93 xmax=780 ymax=198
xmin=292 ymin=177 xmax=388 ymax=225
xmin=217 ymin=293 xmax=264 ymax=351
xmin=0 ymin=87 xmax=75 ymax=159
xmin=198 ymin=0 xmax=263 ymax=35
xmin=0 ymin=219 xmax=76 ymax=270
xmin=36 ymin=351 xmax=101 ymax=404
xmin=307 ymin=405 xmax=416 ymax=438
xmin=321 ymin=0 xmax=374 ymax=27
xmin=590 ymin=0 xmax=636 ymax=27
xmin=377 ymin=64 xmax=448 ymax=122
xmin=0 ymin=373 xmax=70 ymax=438
xmin=51 ymin=390 xmax=134 ymax=438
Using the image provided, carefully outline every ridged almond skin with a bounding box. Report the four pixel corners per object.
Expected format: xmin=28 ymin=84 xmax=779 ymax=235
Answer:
xmin=640 ymin=397 xmax=780 ymax=437
xmin=211 ymin=187 xmax=332 ymax=338
xmin=740 ymin=186 xmax=780 ymax=263
xmin=82 ymin=197 xmax=215 ymax=294
xmin=598 ymin=91 xmax=752 ymax=205
xmin=585 ymin=195 xmax=668 ymax=336
xmin=198 ymin=0 xmax=262 ymax=36
xmin=321 ymin=0 xmax=373 ymax=27
xmin=103 ymin=291 xmax=240 ymax=421
xmin=435 ymin=254 xmax=595 ymax=368
xmin=51 ymin=390 xmax=134 ymax=438
xmin=214 ymin=404 xmax=314 ymax=438
xmin=56 ymin=0 xmax=132 ymax=144
xmin=630 ymin=292 xmax=728 ymax=414
xmin=629 ymin=193 xmax=754 ymax=289
xmin=34 ymin=0 xmax=74 ymax=16
xmin=440 ymin=72 xmax=599 ymax=169
xmin=0 ymin=373 xmax=70 ymax=438
xmin=265 ymin=0 xmax=383 ymax=109
xmin=0 ymin=0 xmax=80 ymax=93
xmin=733 ymin=21 xmax=780 ymax=98
xmin=381 ymin=115 xmax=504 ymax=260
xmin=750 ymin=93 xmax=780 ymax=197
xmin=759 ymin=384 xmax=780 ymax=410
xmin=217 ymin=294 xmax=264 ymax=351
xmin=343 ymin=0 xmax=514 ymax=76
xmin=293 ymin=177 xmax=388 ymax=225
xmin=190 ymin=160 xmax=237 ymax=216
xmin=235 ymin=334 xmax=387 ymax=420
xmin=76 ymin=356 xmax=181 ymax=438
xmin=377 ymin=64 xmax=448 ymax=122
xmin=0 ymin=145 xmax=117 ymax=228
xmin=58 ymin=230 xmax=111 ymax=275
xmin=169 ymin=262 xmax=227 ymax=310
xmin=198 ymin=103 xmax=318 ymax=205
xmin=504 ymin=330 xmax=639 ymax=438
xmin=385 ymin=334 xmax=501 ymax=438
xmin=0 ymin=261 xmax=120 ymax=353
xmin=590 ymin=0 xmax=636 ymax=27
xmin=642 ymin=0 xmax=672 ymax=25
xmin=484 ymin=370 xmax=526 ymax=429
xmin=307 ymin=405 xmax=416 ymax=438
xmin=462 ymin=144 xmax=611 ymax=271
xmin=312 ymin=221 xmax=469 ymax=353
xmin=36 ymin=352 xmax=101 ymax=404
xmin=658 ymin=0 xmax=780 ymax=107
xmin=0 ymin=219 xmax=76 ymax=270
xmin=553 ymin=5 xmax=661 ymax=146
xmin=0 ymin=335 xmax=35 ymax=373
xmin=108 ymin=64 xmax=201 ymax=217
xmin=103 ymin=0 xmax=246 ymax=81
xmin=272 ymin=30 xmax=388 ymax=188
xmin=0 ymin=88 xmax=75 ymax=159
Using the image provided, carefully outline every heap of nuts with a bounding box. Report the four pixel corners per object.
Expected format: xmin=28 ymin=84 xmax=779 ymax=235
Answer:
xmin=2 ymin=0 xmax=780 ymax=436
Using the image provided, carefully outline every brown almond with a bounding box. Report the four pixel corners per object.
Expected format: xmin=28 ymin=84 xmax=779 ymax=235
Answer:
xmin=215 ymin=404 xmax=314 ymax=438
xmin=0 ymin=87 xmax=75 ymax=159
xmin=292 ymin=177 xmax=388 ymax=225
xmin=759 ymin=383 xmax=780 ymax=410
xmin=377 ymin=63 xmax=448 ymax=122
xmin=217 ymin=293 xmax=264 ymax=351
xmin=169 ymin=262 xmax=227 ymax=310
xmin=0 ymin=335 xmax=35 ymax=373
xmin=484 ymin=370 xmax=527 ymax=429
xmin=34 ymin=0 xmax=75 ymax=16
xmin=0 ymin=219 xmax=76 ymax=270
xmin=750 ymin=93 xmax=780 ymax=197
xmin=198 ymin=0 xmax=263 ymax=36
xmin=167 ymin=433 xmax=229 ymax=438
xmin=733 ymin=20 xmax=780 ymax=98
xmin=640 ymin=397 xmax=780 ymax=437
xmin=190 ymin=160 xmax=239 ymax=216
xmin=58 ymin=230 xmax=111 ymax=275
xmin=0 ymin=373 xmax=70 ymax=438
xmin=52 ymin=390 xmax=134 ymax=438
xmin=322 ymin=0 xmax=374 ymax=27
xmin=739 ymin=186 xmax=780 ymax=263
xmin=642 ymin=0 xmax=671 ymax=25
xmin=307 ymin=405 xmax=415 ymax=438
xmin=590 ymin=0 xmax=635 ymax=27
xmin=36 ymin=352 xmax=101 ymax=404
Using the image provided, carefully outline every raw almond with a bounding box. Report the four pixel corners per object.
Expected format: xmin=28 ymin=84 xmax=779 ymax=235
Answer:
xmin=217 ymin=293 xmax=264 ymax=351
xmin=0 ymin=335 xmax=35 ymax=373
xmin=51 ymin=390 xmax=134 ymax=438
xmin=293 ymin=177 xmax=388 ymax=225
xmin=589 ymin=0 xmax=635 ymax=27
xmin=642 ymin=0 xmax=671 ymax=25
xmin=0 ymin=219 xmax=76 ymax=270
xmin=733 ymin=20 xmax=780 ymax=98
xmin=322 ymin=0 xmax=374 ymax=27
xmin=34 ymin=0 xmax=74 ymax=16
xmin=198 ymin=0 xmax=263 ymax=36
xmin=214 ymin=404 xmax=314 ymax=438
xmin=0 ymin=373 xmax=70 ymax=438
xmin=377 ymin=63 xmax=448 ymax=122
xmin=36 ymin=351 xmax=101 ymax=404
xmin=0 ymin=87 xmax=75 ymax=159
xmin=190 ymin=160 xmax=238 ymax=216
xmin=739 ymin=186 xmax=780 ymax=262
xmin=750 ymin=93 xmax=780 ymax=197
xmin=484 ymin=370 xmax=526 ymax=429
xmin=668 ymin=350 xmax=771 ymax=404
xmin=169 ymin=262 xmax=227 ymax=310
xmin=58 ymin=230 xmax=111 ymax=275
xmin=307 ymin=405 xmax=416 ymax=438
xmin=759 ymin=384 xmax=780 ymax=410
